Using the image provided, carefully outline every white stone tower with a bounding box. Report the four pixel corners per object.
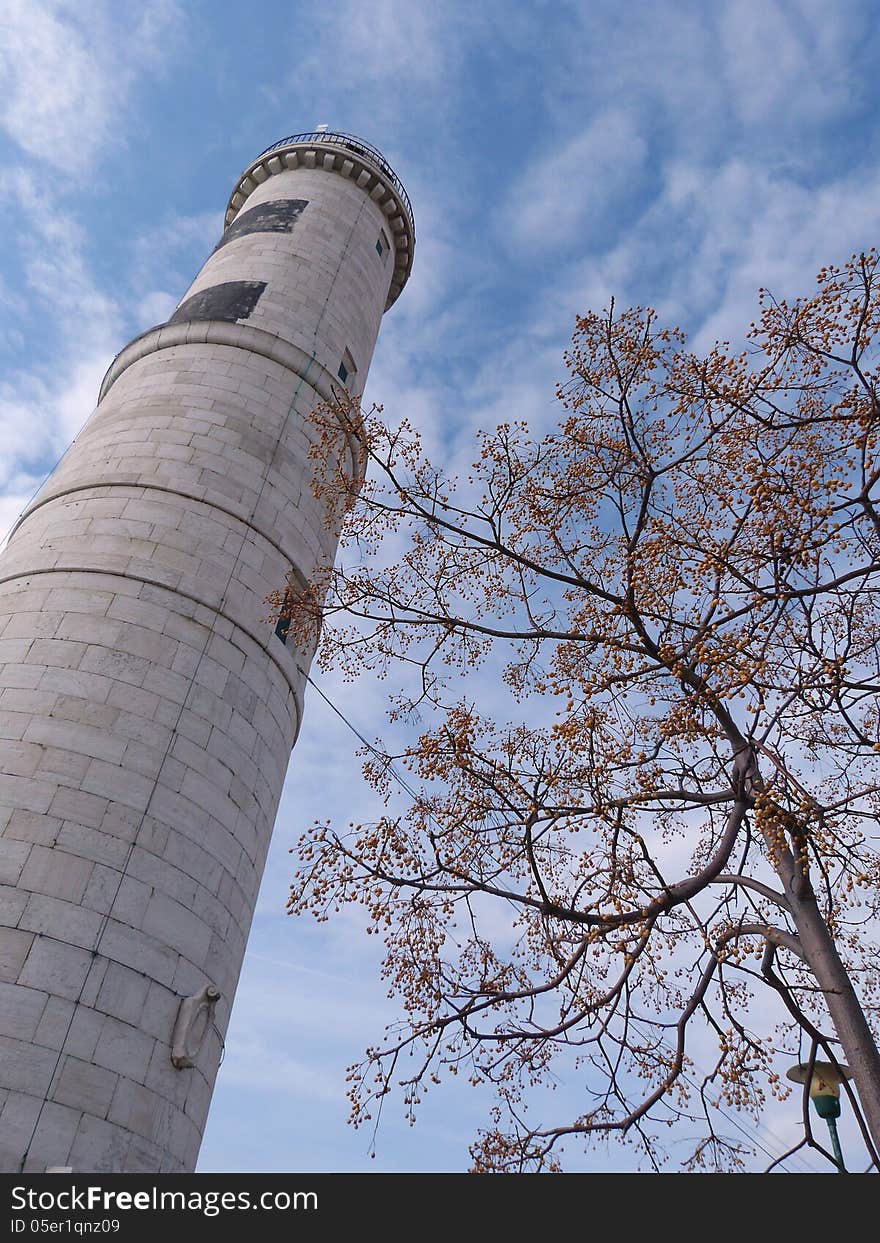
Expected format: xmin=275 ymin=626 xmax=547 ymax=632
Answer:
xmin=0 ymin=131 xmax=414 ymax=1172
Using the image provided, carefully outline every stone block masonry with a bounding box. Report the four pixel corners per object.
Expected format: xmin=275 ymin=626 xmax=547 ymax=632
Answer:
xmin=0 ymin=132 xmax=414 ymax=1172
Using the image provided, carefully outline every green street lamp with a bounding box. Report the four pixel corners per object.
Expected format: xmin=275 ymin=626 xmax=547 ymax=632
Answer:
xmin=786 ymin=1061 xmax=853 ymax=1172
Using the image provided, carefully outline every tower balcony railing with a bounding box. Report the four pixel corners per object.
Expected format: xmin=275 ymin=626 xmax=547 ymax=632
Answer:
xmin=258 ymin=129 xmax=414 ymax=239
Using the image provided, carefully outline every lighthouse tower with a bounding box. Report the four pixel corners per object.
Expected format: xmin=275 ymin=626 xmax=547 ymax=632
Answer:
xmin=0 ymin=132 xmax=414 ymax=1172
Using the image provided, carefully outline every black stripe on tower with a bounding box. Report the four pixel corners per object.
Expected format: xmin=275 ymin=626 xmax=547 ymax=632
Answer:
xmin=213 ymin=199 xmax=309 ymax=252
xmin=168 ymin=280 xmax=267 ymax=325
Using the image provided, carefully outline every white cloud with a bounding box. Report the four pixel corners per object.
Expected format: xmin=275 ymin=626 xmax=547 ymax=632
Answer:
xmin=0 ymin=171 xmax=123 ymax=518
xmin=0 ymin=277 xmax=27 ymax=353
xmin=0 ymin=2 xmax=188 ymax=550
xmin=686 ymin=161 xmax=880 ymax=351
xmin=9 ymin=170 xmax=120 ymax=346
xmin=0 ymin=1 xmax=114 ymax=172
xmin=497 ymin=109 xmax=648 ymax=252
xmin=133 ymin=290 xmax=178 ymax=331
xmin=537 ymin=0 xmax=872 ymax=182
xmin=720 ymin=0 xmax=860 ymax=130
xmin=0 ymin=0 xmax=185 ymax=176
xmin=498 ymin=144 xmax=880 ymax=370
xmin=128 ymin=211 xmax=222 ymax=302
xmin=304 ymin=0 xmax=478 ymax=86
xmin=0 ymin=352 xmax=109 ymax=469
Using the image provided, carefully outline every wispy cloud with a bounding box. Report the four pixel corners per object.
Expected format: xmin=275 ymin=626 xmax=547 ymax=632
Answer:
xmin=497 ymin=109 xmax=648 ymax=252
xmin=127 ymin=210 xmax=222 ymax=329
xmin=0 ymin=169 xmax=123 ymax=541
xmin=0 ymin=0 xmax=185 ymax=176
xmin=0 ymin=1 xmax=189 ymax=541
xmin=304 ymin=0 xmax=483 ymax=87
xmin=719 ymin=0 xmax=863 ymax=131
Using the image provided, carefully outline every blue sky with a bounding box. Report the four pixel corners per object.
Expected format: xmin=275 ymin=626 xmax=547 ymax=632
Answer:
xmin=1 ymin=0 xmax=878 ymax=1172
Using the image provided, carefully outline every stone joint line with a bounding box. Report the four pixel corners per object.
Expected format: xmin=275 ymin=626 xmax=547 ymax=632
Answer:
xmin=13 ymin=478 xmax=313 ymax=600
xmin=95 ymin=319 xmax=364 ymax=482
xmin=0 ymin=564 xmax=306 ymax=741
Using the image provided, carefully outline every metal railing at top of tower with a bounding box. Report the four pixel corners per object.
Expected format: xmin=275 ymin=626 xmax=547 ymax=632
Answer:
xmin=257 ymin=130 xmax=415 ymax=241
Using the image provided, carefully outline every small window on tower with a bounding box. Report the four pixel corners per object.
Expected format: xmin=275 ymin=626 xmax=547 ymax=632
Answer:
xmin=338 ymin=349 xmax=357 ymax=386
xmin=376 ymin=230 xmax=390 ymax=259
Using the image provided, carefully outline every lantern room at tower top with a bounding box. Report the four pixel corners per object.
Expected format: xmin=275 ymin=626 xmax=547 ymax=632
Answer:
xmin=226 ymin=129 xmax=415 ymax=310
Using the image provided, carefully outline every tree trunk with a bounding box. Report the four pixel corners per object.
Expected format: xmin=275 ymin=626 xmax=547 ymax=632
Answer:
xmin=787 ymin=884 xmax=880 ymax=1161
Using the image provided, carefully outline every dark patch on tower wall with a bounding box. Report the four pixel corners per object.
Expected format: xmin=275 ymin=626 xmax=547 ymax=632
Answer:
xmin=168 ymin=280 xmax=267 ymax=325
xmin=213 ymin=199 xmax=308 ymax=252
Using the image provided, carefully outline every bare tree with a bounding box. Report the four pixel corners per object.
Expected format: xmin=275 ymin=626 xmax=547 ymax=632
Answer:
xmin=273 ymin=251 xmax=880 ymax=1171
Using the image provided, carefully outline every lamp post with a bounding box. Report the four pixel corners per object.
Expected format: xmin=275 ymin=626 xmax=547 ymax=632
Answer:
xmin=786 ymin=1061 xmax=853 ymax=1172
